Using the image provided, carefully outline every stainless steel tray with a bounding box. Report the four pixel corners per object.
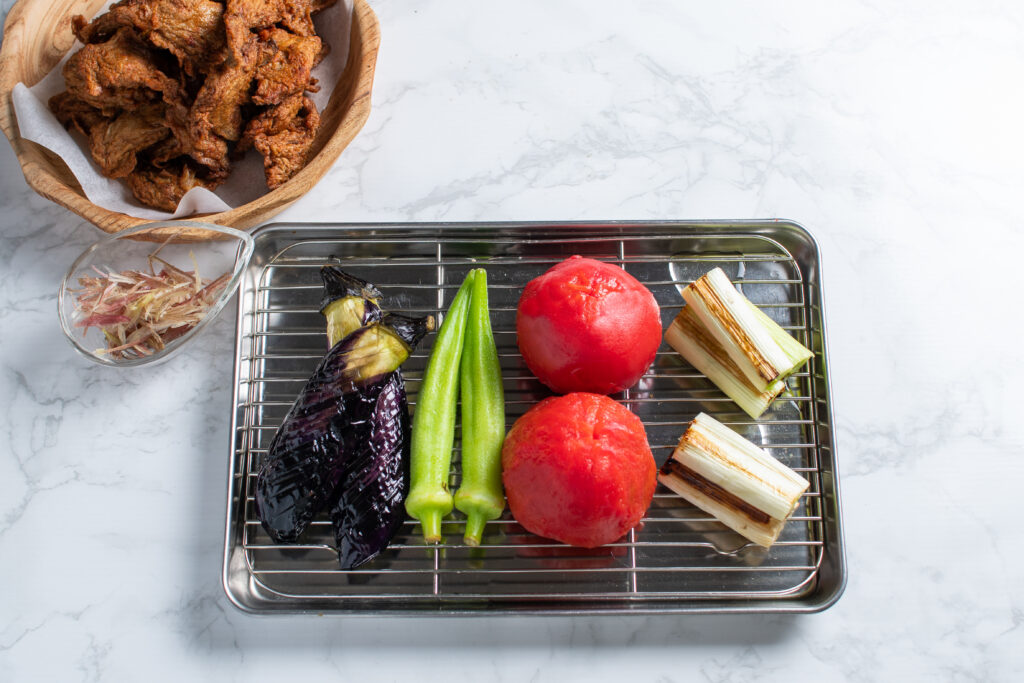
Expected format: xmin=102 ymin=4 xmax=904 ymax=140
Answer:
xmin=222 ymin=220 xmax=846 ymax=615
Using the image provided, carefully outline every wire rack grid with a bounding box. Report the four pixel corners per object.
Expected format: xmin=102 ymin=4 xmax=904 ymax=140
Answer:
xmin=223 ymin=222 xmax=844 ymax=614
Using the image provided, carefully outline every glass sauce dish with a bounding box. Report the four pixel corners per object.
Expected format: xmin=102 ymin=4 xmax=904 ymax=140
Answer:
xmin=57 ymin=221 xmax=255 ymax=367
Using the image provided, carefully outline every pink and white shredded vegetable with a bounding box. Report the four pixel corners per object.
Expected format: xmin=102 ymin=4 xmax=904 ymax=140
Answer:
xmin=72 ymin=249 xmax=229 ymax=359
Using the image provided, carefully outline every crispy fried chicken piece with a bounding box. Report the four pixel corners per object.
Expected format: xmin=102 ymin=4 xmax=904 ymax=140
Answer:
xmin=89 ymin=105 xmax=169 ymax=178
xmin=224 ymin=0 xmax=316 ymax=59
xmin=255 ymin=120 xmax=318 ymax=189
xmin=72 ymin=0 xmax=226 ymax=77
xmin=62 ymin=27 xmax=179 ymax=114
xmin=112 ymin=0 xmax=226 ymax=76
xmin=237 ymin=92 xmax=305 ymax=147
xmin=152 ymin=83 xmax=231 ymax=180
xmin=72 ymin=13 xmax=121 ymax=44
xmin=127 ymin=161 xmax=222 ymax=211
xmin=54 ymin=0 xmax=334 ymax=209
xmin=180 ymin=35 xmax=261 ymax=176
xmin=252 ymin=28 xmax=321 ymax=106
xmin=192 ymin=36 xmax=261 ymax=143
xmin=48 ymin=92 xmax=110 ymax=137
xmin=238 ymin=93 xmax=320 ymax=188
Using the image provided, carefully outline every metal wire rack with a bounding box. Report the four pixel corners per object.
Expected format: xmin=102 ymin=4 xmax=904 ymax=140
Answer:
xmin=223 ymin=221 xmax=844 ymax=614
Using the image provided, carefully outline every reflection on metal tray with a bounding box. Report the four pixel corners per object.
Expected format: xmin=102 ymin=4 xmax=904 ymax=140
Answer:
xmin=222 ymin=220 xmax=846 ymax=615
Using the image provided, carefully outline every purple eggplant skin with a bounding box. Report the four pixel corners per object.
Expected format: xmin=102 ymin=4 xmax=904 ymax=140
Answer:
xmin=256 ymin=326 xmax=405 ymax=543
xmin=258 ymin=265 xmax=433 ymax=561
xmin=330 ymin=369 xmax=410 ymax=569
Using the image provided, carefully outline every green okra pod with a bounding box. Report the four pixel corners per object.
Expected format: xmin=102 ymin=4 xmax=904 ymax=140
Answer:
xmin=454 ymin=269 xmax=506 ymax=545
xmin=405 ymin=270 xmax=478 ymax=542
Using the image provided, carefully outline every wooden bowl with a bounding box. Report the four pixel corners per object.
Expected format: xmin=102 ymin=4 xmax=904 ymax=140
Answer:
xmin=0 ymin=0 xmax=380 ymax=240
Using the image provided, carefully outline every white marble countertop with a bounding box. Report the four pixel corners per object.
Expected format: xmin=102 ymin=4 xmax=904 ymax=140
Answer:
xmin=2 ymin=1 xmax=1023 ymax=680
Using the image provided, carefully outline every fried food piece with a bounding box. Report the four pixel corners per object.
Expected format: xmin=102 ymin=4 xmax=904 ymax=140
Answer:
xmin=89 ymin=105 xmax=169 ymax=178
xmin=254 ymin=119 xmax=317 ymax=189
xmin=48 ymin=92 xmax=110 ymax=137
xmin=53 ymin=0 xmax=333 ymax=209
xmin=127 ymin=161 xmax=222 ymax=211
xmin=154 ymin=82 xmax=230 ymax=179
xmin=72 ymin=12 xmax=121 ymax=44
xmin=113 ymin=0 xmax=226 ymax=76
xmin=62 ymin=27 xmax=179 ymax=114
xmin=239 ymin=94 xmax=320 ymax=188
xmin=192 ymin=36 xmax=261 ymax=142
xmin=253 ymin=28 xmax=321 ymax=106
xmin=183 ymin=35 xmax=261 ymax=175
xmin=224 ymin=0 xmax=316 ymax=59
xmin=146 ymin=135 xmax=185 ymax=167
xmin=73 ymin=0 xmax=226 ymax=77
xmin=238 ymin=92 xmax=306 ymax=146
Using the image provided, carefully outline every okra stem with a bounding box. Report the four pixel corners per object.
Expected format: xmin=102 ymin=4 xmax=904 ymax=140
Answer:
xmin=405 ymin=270 xmax=477 ymax=542
xmin=454 ymin=269 xmax=506 ymax=546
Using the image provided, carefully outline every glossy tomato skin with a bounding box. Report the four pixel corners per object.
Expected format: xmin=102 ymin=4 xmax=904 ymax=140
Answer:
xmin=501 ymin=393 xmax=656 ymax=548
xmin=516 ymin=256 xmax=661 ymax=394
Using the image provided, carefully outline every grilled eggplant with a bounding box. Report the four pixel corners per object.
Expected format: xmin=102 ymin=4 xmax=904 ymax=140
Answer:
xmin=327 ymin=313 xmax=431 ymax=567
xmin=255 ymin=266 xmax=432 ymax=569
xmin=330 ymin=369 xmax=409 ymax=568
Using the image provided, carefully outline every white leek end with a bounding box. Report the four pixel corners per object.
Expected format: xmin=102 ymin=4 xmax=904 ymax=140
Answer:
xmin=680 ymin=268 xmax=812 ymax=392
xmin=657 ymin=413 xmax=809 ymax=548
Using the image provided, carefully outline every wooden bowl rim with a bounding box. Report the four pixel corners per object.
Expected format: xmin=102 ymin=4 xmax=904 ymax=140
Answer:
xmin=0 ymin=0 xmax=380 ymax=240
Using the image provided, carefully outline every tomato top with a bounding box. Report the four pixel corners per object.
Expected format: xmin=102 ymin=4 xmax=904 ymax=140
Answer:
xmin=516 ymin=256 xmax=662 ymax=394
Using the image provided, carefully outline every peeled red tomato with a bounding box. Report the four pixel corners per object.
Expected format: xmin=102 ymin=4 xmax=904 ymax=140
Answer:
xmin=516 ymin=255 xmax=662 ymax=394
xmin=501 ymin=393 xmax=656 ymax=548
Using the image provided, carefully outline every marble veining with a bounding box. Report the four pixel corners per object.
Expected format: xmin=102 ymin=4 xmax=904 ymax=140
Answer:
xmin=2 ymin=0 xmax=1023 ymax=680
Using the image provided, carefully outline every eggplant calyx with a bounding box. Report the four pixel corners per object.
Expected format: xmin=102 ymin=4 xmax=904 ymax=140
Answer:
xmin=319 ymin=266 xmax=383 ymax=314
xmin=382 ymin=312 xmax=435 ymax=349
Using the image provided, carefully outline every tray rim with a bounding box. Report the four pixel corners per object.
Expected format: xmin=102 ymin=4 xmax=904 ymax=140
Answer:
xmin=221 ymin=218 xmax=847 ymax=616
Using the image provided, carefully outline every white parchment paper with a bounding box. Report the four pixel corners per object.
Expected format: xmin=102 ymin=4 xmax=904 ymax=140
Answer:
xmin=12 ymin=0 xmax=352 ymax=220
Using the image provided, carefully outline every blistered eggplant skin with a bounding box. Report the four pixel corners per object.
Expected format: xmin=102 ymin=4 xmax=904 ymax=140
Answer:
xmin=258 ymin=266 xmax=432 ymax=563
xmin=331 ymin=369 xmax=410 ymax=569
xmin=256 ymin=329 xmax=393 ymax=543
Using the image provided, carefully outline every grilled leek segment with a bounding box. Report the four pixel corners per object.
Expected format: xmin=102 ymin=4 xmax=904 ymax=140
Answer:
xmin=657 ymin=413 xmax=809 ymax=547
xmin=665 ymin=267 xmax=813 ymax=418
xmin=664 ymin=304 xmax=787 ymax=419
xmin=680 ymin=267 xmax=813 ymax=392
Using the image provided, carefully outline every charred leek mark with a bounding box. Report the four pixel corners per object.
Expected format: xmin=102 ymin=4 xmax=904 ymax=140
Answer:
xmin=665 ymin=267 xmax=813 ymax=418
xmin=664 ymin=305 xmax=786 ymax=419
xmin=681 ymin=267 xmax=813 ymax=392
xmin=657 ymin=413 xmax=809 ymax=548
xmin=405 ymin=270 xmax=478 ymax=543
xmin=454 ymin=269 xmax=506 ymax=546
